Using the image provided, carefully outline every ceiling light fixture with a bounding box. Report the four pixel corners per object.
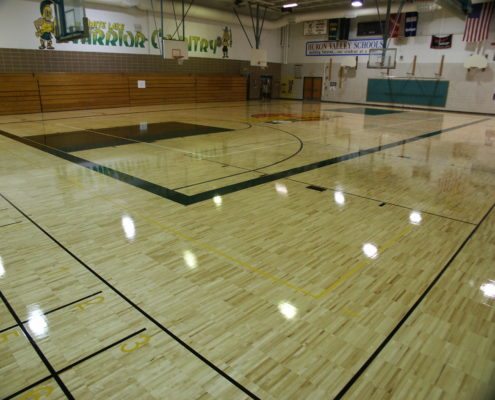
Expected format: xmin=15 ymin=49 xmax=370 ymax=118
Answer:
xmin=283 ymin=3 xmax=298 ymax=8
xmin=351 ymin=0 xmax=363 ymax=7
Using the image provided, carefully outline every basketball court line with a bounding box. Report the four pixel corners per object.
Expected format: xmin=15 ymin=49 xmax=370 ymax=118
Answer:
xmin=7 ymin=165 xmax=426 ymax=300
xmin=178 ymin=118 xmax=490 ymax=204
xmin=1 ymin=114 xmax=492 ymax=398
xmin=334 ymin=201 xmax=495 ymax=399
xmin=0 ymin=290 xmax=75 ymax=399
xmin=52 ymin=122 xmax=226 ymax=156
xmin=0 ymin=186 xmax=449 ymax=400
xmin=2 ymin=327 xmax=147 ymax=400
xmin=1 ymin=118 xmax=487 ymax=206
xmin=0 ymin=221 xmax=22 ymax=229
xmin=175 ymin=125 xmax=305 ymax=189
xmin=178 ymin=114 xmax=445 ymax=188
xmin=56 ymin=328 xmax=147 ymax=374
xmin=0 ymin=102 xmax=258 ymax=126
xmin=172 ymin=169 xmax=264 ymax=191
xmin=321 ymin=99 xmax=495 ymax=118
xmin=1 ymin=167 xmax=453 ymax=310
xmin=286 ymin=177 xmax=478 ymax=226
xmin=194 ymin=139 xmax=299 ymax=157
xmin=52 ymin=119 xmax=300 ymax=159
xmin=0 ymin=193 xmax=261 ymax=400
xmin=2 ymin=150 xmax=488 ymax=400
xmin=2 ymin=376 xmax=58 ymax=400
xmin=0 ymin=291 xmax=103 ymax=334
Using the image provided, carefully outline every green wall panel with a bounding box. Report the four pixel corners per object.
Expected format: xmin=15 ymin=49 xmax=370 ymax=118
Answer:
xmin=366 ymin=79 xmax=449 ymax=107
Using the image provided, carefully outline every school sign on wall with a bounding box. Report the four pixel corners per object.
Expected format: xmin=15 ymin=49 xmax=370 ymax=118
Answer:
xmin=306 ymin=39 xmax=383 ymax=56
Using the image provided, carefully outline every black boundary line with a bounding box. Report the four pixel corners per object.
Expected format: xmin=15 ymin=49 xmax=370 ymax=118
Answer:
xmin=173 ymin=125 xmax=304 ymax=191
xmin=0 ymin=130 xmax=191 ymax=205
xmin=154 ymin=117 xmax=489 ymax=201
xmin=172 ymin=170 xmax=258 ymax=191
xmin=0 ymin=193 xmax=260 ymax=400
xmin=1 ymin=99 xmax=491 ymax=127
xmin=0 ymin=221 xmax=22 ymax=228
xmin=0 ymin=103 xmax=257 ymax=126
xmin=57 ymin=328 xmax=146 ymax=374
xmin=0 ymin=291 xmax=103 ymax=334
xmin=185 ymin=119 xmax=489 ymax=204
xmin=320 ymin=99 xmax=495 ymax=118
xmin=2 ymin=328 xmax=146 ymax=400
xmin=0 ymin=291 xmax=74 ymax=400
xmin=286 ymin=177 xmax=477 ymax=226
xmin=248 ymin=125 xmax=305 ymax=172
xmin=0 ymin=119 xmax=488 ymax=206
xmin=334 ymin=201 xmax=495 ymax=399
xmin=2 ymin=375 xmax=52 ymax=400
xmin=176 ymin=113 xmax=438 ymax=189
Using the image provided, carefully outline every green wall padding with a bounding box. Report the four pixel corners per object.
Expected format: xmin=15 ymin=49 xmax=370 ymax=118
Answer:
xmin=366 ymin=79 xmax=449 ymax=107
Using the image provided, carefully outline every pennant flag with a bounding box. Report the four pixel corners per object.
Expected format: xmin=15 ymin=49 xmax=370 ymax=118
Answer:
xmin=405 ymin=12 xmax=418 ymax=37
xmin=463 ymin=1 xmax=494 ymax=42
xmin=389 ymin=13 xmax=404 ymax=38
xmin=328 ymin=18 xmax=351 ymax=41
xmin=431 ymin=34 xmax=453 ymax=49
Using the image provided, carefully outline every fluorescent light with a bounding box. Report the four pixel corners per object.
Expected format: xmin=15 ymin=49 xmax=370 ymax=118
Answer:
xmin=283 ymin=3 xmax=298 ymax=8
xmin=351 ymin=0 xmax=363 ymax=7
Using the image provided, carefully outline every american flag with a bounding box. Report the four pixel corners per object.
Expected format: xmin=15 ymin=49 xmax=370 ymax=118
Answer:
xmin=463 ymin=1 xmax=494 ymax=42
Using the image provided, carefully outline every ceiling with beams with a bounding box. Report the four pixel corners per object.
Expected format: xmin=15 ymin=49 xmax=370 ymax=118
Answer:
xmin=192 ymin=0 xmax=363 ymax=20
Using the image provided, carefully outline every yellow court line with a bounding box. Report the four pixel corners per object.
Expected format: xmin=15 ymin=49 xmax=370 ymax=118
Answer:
xmin=8 ymin=136 xmax=415 ymax=301
xmin=68 ymin=169 xmax=416 ymax=300
xmin=57 ymin=173 xmax=318 ymax=299
xmin=315 ymin=225 xmax=414 ymax=299
xmin=63 ymin=169 xmax=415 ymax=300
xmin=342 ymin=307 xmax=360 ymax=318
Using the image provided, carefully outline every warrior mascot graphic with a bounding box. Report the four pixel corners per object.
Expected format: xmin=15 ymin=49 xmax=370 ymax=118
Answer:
xmin=34 ymin=0 xmax=56 ymax=50
xmin=221 ymin=27 xmax=232 ymax=58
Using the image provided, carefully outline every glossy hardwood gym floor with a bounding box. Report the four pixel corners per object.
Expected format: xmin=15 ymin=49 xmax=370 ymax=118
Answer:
xmin=0 ymin=100 xmax=494 ymax=400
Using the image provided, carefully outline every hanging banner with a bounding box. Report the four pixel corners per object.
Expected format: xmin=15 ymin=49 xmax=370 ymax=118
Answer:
xmin=306 ymin=39 xmax=383 ymax=56
xmin=304 ymin=20 xmax=328 ymax=36
xmin=430 ymin=34 xmax=453 ymax=49
xmin=328 ymin=18 xmax=350 ymax=41
xmin=405 ymin=12 xmax=418 ymax=37
xmin=389 ymin=14 xmax=404 ymax=38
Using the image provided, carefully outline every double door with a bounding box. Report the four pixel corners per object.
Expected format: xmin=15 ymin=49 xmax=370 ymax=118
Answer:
xmin=303 ymin=77 xmax=322 ymax=100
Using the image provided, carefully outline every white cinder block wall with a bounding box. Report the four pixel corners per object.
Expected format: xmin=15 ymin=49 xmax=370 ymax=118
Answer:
xmin=282 ymin=9 xmax=495 ymax=114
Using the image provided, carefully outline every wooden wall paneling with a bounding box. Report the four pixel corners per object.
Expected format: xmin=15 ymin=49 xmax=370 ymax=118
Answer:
xmin=0 ymin=73 xmax=248 ymax=115
xmin=36 ymin=73 xmax=130 ymax=112
xmin=129 ymin=75 xmax=195 ymax=106
xmin=195 ymin=76 xmax=247 ymax=103
xmin=0 ymin=74 xmax=41 ymax=115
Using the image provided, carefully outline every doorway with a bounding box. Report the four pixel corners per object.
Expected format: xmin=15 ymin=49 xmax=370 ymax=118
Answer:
xmin=303 ymin=77 xmax=322 ymax=100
